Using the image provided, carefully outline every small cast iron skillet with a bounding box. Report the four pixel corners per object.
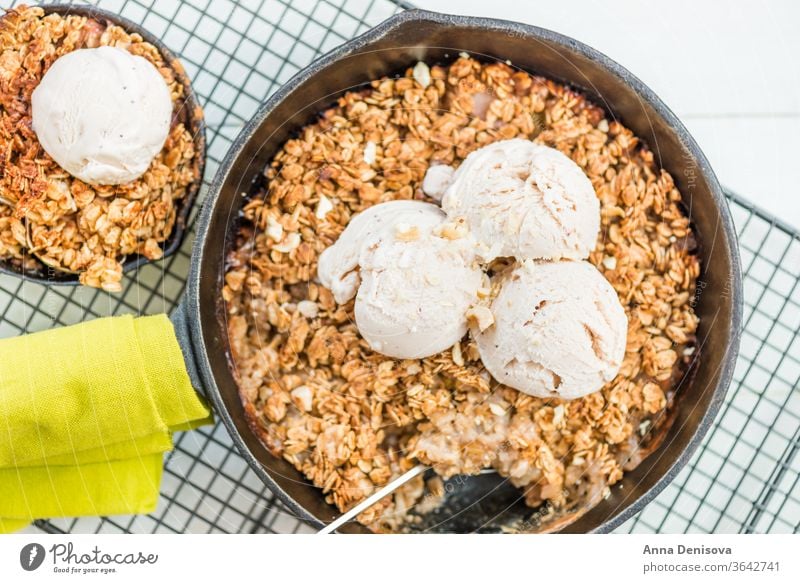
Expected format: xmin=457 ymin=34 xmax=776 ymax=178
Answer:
xmin=168 ymin=10 xmax=742 ymax=533
xmin=0 ymin=4 xmax=206 ymax=284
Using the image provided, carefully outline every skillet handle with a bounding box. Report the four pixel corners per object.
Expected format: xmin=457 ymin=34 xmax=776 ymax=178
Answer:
xmin=169 ymin=300 xmax=206 ymax=398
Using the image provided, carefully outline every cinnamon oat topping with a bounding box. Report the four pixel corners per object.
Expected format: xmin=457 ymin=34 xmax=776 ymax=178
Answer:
xmin=0 ymin=6 xmax=198 ymax=290
xmin=224 ymin=56 xmax=700 ymax=531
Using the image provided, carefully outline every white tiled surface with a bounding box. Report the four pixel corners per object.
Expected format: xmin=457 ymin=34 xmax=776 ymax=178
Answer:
xmin=2 ymin=0 xmax=798 ymax=535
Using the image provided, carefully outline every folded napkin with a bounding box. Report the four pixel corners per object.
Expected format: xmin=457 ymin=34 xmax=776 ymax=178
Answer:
xmin=0 ymin=314 xmax=212 ymax=533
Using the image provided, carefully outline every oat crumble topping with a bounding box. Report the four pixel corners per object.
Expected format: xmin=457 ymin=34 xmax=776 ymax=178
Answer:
xmin=223 ymin=56 xmax=700 ymax=531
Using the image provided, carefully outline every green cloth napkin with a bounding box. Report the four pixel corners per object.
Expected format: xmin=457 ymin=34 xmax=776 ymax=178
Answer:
xmin=0 ymin=314 xmax=212 ymax=533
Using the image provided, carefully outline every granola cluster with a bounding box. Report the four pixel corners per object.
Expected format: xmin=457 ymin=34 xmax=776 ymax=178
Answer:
xmin=224 ymin=56 xmax=700 ymax=531
xmin=0 ymin=6 xmax=198 ymax=290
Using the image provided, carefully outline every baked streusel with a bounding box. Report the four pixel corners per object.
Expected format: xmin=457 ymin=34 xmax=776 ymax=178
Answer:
xmin=223 ymin=56 xmax=700 ymax=531
xmin=0 ymin=5 xmax=200 ymax=290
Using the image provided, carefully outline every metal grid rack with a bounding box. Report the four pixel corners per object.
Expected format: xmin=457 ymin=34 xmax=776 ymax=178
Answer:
xmin=2 ymin=0 xmax=797 ymax=535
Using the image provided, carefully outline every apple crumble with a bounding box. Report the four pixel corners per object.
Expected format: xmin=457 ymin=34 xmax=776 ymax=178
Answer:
xmin=223 ymin=56 xmax=700 ymax=531
xmin=0 ymin=5 xmax=201 ymax=290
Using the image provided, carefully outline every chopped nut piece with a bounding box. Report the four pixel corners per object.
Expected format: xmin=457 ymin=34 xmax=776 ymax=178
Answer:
xmin=315 ymin=194 xmax=334 ymax=220
xmin=434 ymin=218 xmax=469 ymax=240
xmin=266 ymin=215 xmax=284 ymax=241
xmin=451 ymin=341 xmax=465 ymax=367
xmin=394 ymin=223 xmax=420 ymax=241
xmin=363 ymin=141 xmax=377 ymax=165
xmin=412 ymin=61 xmax=431 ymax=88
xmin=290 ymin=385 xmax=313 ymax=412
xmin=489 ymin=403 xmax=507 ymax=417
xmin=466 ymin=305 xmax=494 ymax=332
xmin=405 ymin=363 xmax=422 ymax=375
xmin=297 ymin=300 xmax=319 ymax=319
xmin=552 ymin=404 xmax=565 ymax=426
xmin=273 ymin=232 xmax=301 ymax=253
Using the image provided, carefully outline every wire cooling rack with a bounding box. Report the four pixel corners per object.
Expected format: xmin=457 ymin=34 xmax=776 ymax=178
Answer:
xmin=2 ymin=0 xmax=798 ymax=535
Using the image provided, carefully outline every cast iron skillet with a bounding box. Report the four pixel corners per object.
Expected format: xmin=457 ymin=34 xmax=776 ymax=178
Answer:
xmin=171 ymin=9 xmax=743 ymax=532
xmin=0 ymin=4 xmax=205 ymax=284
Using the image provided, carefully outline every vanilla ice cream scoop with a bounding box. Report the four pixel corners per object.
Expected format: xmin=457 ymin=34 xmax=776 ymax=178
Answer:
xmin=355 ymin=222 xmax=482 ymax=359
xmin=440 ymin=139 xmax=600 ymax=262
xmin=318 ymin=200 xmax=482 ymax=359
xmin=31 ymin=46 xmax=173 ymax=185
xmin=318 ymin=200 xmax=446 ymax=304
xmin=474 ymin=260 xmax=627 ymax=399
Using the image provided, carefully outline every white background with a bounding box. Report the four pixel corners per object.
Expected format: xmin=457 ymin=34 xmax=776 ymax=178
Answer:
xmin=416 ymin=0 xmax=800 ymax=230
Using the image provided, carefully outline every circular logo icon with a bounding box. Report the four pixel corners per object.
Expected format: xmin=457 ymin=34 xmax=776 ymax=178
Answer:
xmin=19 ymin=543 xmax=46 ymax=571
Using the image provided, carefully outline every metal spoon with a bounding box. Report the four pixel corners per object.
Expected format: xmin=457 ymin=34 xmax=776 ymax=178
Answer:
xmin=318 ymin=465 xmax=498 ymax=533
